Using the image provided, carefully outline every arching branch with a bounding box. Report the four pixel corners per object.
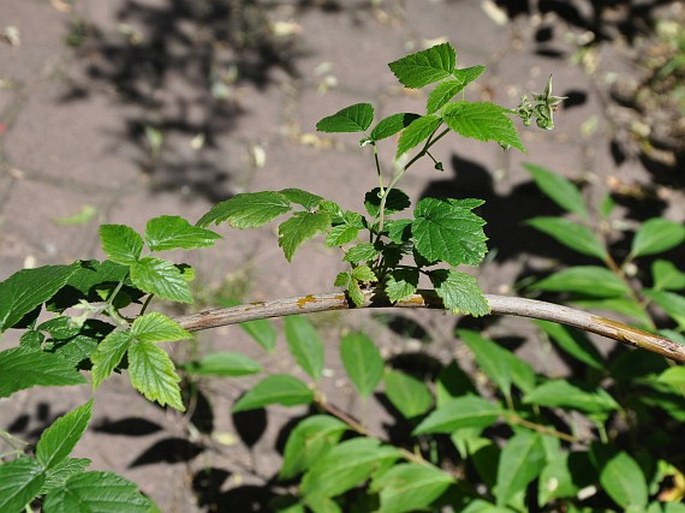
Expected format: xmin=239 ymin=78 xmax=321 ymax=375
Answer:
xmin=174 ymin=290 xmax=685 ymax=363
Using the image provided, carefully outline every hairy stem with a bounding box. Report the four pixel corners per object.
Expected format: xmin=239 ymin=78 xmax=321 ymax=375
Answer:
xmin=174 ymin=290 xmax=685 ymax=363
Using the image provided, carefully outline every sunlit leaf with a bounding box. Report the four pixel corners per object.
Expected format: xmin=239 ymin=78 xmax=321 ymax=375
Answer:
xmin=388 ymin=43 xmax=456 ymax=89
xmin=316 ymin=103 xmax=374 ymax=133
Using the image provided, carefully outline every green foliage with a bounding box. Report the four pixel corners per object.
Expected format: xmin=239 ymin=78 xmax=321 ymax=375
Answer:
xmin=232 ymin=374 xmax=314 ymax=412
xmin=340 ymin=332 xmax=384 ymax=396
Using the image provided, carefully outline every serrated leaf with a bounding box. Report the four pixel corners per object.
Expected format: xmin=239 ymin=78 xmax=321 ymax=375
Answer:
xmin=384 ymin=370 xmax=433 ymax=418
xmin=524 ymin=163 xmax=588 ymax=219
xmin=0 ymin=263 xmax=80 ymax=332
xmin=301 ymin=437 xmax=400 ymax=499
xmin=90 ymin=331 xmax=133 ymax=388
xmin=145 ymin=215 xmax=220 ymax=251
xmin=344 ymin=243 xmax=380 ymax=263
xmin=527 ymin=217 xmax=607 ymax=260
xmin=347 ymin=279 xmax=365 ymax=308
xmin=644 ymin=289 xmax=685 ymax=329
xmin=41 ymin=458 xmax=91 ymax=495
xmin=535 ymin=321 xmax=603 ymax=370
xmin=279 ymin=211 xmax=330 ymax=262
xmin=99 ymin=225 xmax=143 ymax=265
xmin=443 ymin=101 xmax=524 ymax=151
xmin=181 ymin=351 xmax=262 ymax=377
xmin=334 ymin=272 xmax=351 ymax=288
xmin=284 ymin=316 xmax=325 ymax=381
xmin=240 ymin=318 xmax=277 ymax=352
xmin=599 ymin=452 xmax=648 ymax=508
xmin=414 ymin=396 xmax=501 ymax=434
xmin=370 ymin=113 xmax=421 ymax=141
xmin=385 ymin=268 xmax=419 ymax=302
xmin=36 ymin=400 xmax=93 ymax=469
xmin=364 ymin=188 xmax=411 ymax=217
xmin=197 ymin=191 xmax=291 ymax=228
xmin=280 ymin=415 xmax=348 ymax=479
xmin=279 ymin=188 xmax=325 ymax=210
xmin=495 ymin=432 xmax=546 ymax=507
xmin=630 ymin=218 xmax=685 ymax=258
xmin=326 ymin=225 xmax=360 ymax=247
xmin=427 ymin=79 xmax=466 ymax=114
xmin=412 ymin=197 xmax=488 ymax=266
xmin=129 ymin=257 xmax=193 ymax=303
xmin=316 ymin=103 xmax=374 ymax=133
xmin=0 ymin=457 xmax=45 ymax=512
xmin=340 ymin=332 xmax=384 ymax=397
xmin=385 ymin=219 xmax=412 ymax=244
xmin=131 ymin=312 xmax=190 ymax=343
xmin=388 ymin=42 xmax=456 ymax=89
xmin=128 ymin=340 xmax=184 ymax=411
xmin=0 ymin=347 xmax=86 ymax=398
xmin=396 ymin=114 xmax=441 ymax=157
xmin=38 ymin=316 xmax=81 ymax=340
xmin=533 ymin=266 xmax=630 ymax=298
xmin=43 ymin=471 xmax=150 ymax=513
xmin=652 ymin=260 xmax=685 ymax=291
xmin=430 ymin=269 xmax=489 ymax=316
xmin=232 ymin=374 xmax=313 ymax=412
xmin=523 ymin=379 xmax=619 ymax=414
xmin=371 ymin=463 xmax=454 ymax=513
xmin=453 ymin=64 xmax=486 ymax=86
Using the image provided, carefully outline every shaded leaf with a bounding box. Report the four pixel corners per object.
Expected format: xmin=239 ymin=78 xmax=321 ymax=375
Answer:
xmin=240 ymin=318 xmax=277 ymax=352
xmin=316 ymin=103 xmax=374 ymax=133
xmin=91 ymin=331 xmax=133 ymax=388
xmin=396 ymin=115 xmax=442 ymax=157
xmin=429 ymin=269 xmax=489 ymax=316
xmin=631 ymin=219 xmax=685 ymax=258
xmin=536 ymin=321 xmax=603 ymax=370
xmin=197 ymin=191 xmax=291 ymax=228
xmin=644 ymin=289 xmax=685 ymax=329
xmin=181 ymin=352 xmax=262 ymax=377
xmin=278 ymin=211 xmax=330 ymax=262
xmin=527 ymin=217 xmax=607 ymax=260
xmin=414 ymin=396 xmax=501 ymax=434
xmin=36 ymin=401 xmax=93 ymax=469
xmin=524 ymin=163 xmax=588 ymax=219
xmin=128 ymin=341 xmax=185 ymax=411
xmin=495 ymin=432 xmax=546 ymax=507
xmin=99 ymin=225 xmax=143 ymax=265
xmin=443 ymin=101 xmax=524 ymax=152
xmin=371 ymin=463 xmax=454 ymax=513
xmin=652 ymin=260 xmax=685 ymax=291
xmin=340 ymin=332 xmax=384 ymax=396
xmin=388 ymin=43 xmax=456 ymax=89
xmin=533 ymin=266 xmax=630 ymax=298
xmin=284 ymin=316 xmax=325 ymax=381
xmin=523 ymin=379 xmax=619 ymax=414
xmin=385 ymin=268 xmax=419 ymax=302
xmin=145 ymin=215 xmax=220 ymax=251
xmin=599 ymin=451 xmax=648 ymax=508
xmin=129 ymin=257 xmax=193 ymax=303
xmin=232 ymin=374 xmax=313 ymax=412
xmin=364 ymin=188 xmax=411 ymax=217
xmin=384 ymin=370 xmax=433 ymax=419
xmin=370 ymin=113 xmax=421 ymax=141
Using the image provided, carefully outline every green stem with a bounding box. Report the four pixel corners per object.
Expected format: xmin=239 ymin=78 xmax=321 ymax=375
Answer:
xmin=504 ymin=412 xmax=579 ymax=444
xmin=139 ymin=294 xmax=154 ymax=316
xmin=373 ymin=143 xmax=385 ymax=195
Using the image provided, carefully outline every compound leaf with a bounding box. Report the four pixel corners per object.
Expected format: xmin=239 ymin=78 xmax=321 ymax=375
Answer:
xmin=181 ymin=351 xmax=262 ymax=377
xmin=284 ymin=316 xmax=325 ymax=381
xmin=527 ymin=217 xmax=607 ymax=260
xmin=0 ymin=348 xmax=86 ymax=398
xmin=412 ymin=197 xmax=488 ymax=267
xmin=365 ymin=188 xmax=411 ymax=217
xmin=340 ymin=332 xmax=384 ymax=397
xmin=414 ymin=396 xmax=501 ymax=435
xmin=36 ymin=401 xmax=93 ymax=469
xmin=430 ymin=269 xmax=489 ymax=316
xmin=131 ymin=312 xmax=190 ymax=344
xmin=427 ymin=79 xmax=467 ymax=114
xmin=99 ymin=225 xmax=144 ymax=266
xmin=384 ymin=370 xmax=433 ymax=419
xmin=232 ymin=374 xmax=313 ymax=413
xmin=90 ymin=331 xmax=133 ymax=388
xmin=372 ymin=463 xmax=454 ymax=513
xmin=396 ymin=115 xmax=441 ymax=157
xmin=197 ymin=191 xmax=291 ymax=228
xmin=128 ymin=340 xmax=184 ymax=411
xmin=344 ymin=243 xmax=380 ymax=264
xmin=280 ymin=188 xmax=325 ymax=210
xmin=129 ymin=257 xmax=193 ymax=303
xmin=278 ymin=211 xmax=330 ymax=262
xmin=41 ymin=458 xmax=91 ymax=495
xmin=0 ymin=457 xmax=45 ymax=513
xmin=443 ymin=101 xmax=524 ymax=152
xmin=316 ymin=103 xmax=374 ymax=133
xmin=370 ymin=113 xmax=421 ymax=141
xmin=388 ymin=43 xmax=456 ymax=89
xmin=145 ymin=215 xmax=220 ymax=251
xmin=385 ymin=268 xmax=419 ymax=302
xmin=631 ymin=218 xmax=685 ymax=259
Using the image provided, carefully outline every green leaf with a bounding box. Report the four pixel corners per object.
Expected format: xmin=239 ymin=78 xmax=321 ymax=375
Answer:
xmin=129 ymin=257 xmax=193 ymax=303
xmin=0 ymin=263 xmax=80 ymax=332
xmin=453 ymin=65 xmax=486 ymax=87
xmin=0 ymin=457 xmax=45 ymax=512
xmin=385 ymin=268 xmax=419 ymax=302
xmin=280 ymin=415 xmax=348 ymax=479
xmin=131 ymin=312 xmax=190 ymax=343
xmin=279 ymin=188 xmax=325 ymax=210
xmin=384 ymin=370 xmax=433 ymax=418
xmin=240 ymin=318 xmax=277 ymax=352
xmin=527 ymin=217 xmax=607 ymax=260
xmin=38 ymin=316 xmax=81 ymax=340
xmin=495 ymin=432 xmax=546 ymax=507
xmin=145 ymin=215 xmax=220 ymax=251
xmin=301 ymin=437 xmax=400 ymax=499
xmin=284 ymin=316 xmax=325 ymax=381
xmin=128 ymin=340 xmax=184 ymax=411
xmin=657 ymin=366 xmax=685 ymax=389
xmin=344 ymin=243 xmax=380 ymax=264
xmin=232 ymin=374 xmax=313 ymax=412
xmin=364 ymin=188 xmax=411 ymax=217
xmin=316 ymin=103 xmax=374 ymax=133
xmin=278 ymin=211 xmax=330 ymax=262
xmin=43 ymin=471 xmax=150 ymax=513
xmin=386 ymin=219 xmax=412 ymax=244
xmin=538 ymin=452 xmax=582 ymax=505
xmin=388 ymin=42 xmax=456 ymax=89
xmin=524 ymin=163 xmax=588 ymax=219
xmin=414 ymin=396 xmax=501 ymax=434
xmin=36 ymin=401 xmax=93 ymax=469
xmin=535 ymin=321 xmax=603 ymax=370
xmin=396 ymin=114 xmax=441 ymax=157
xmin=0 ymin=347 xmax=86 ymax=398
xmin=459 ymin=330 xmax=517 ymax=397
xmin=442 ymin=101 xmax=524 ymax=152
xmin=412 ymin=197 xmax=488 ymax=266
xmin=435 ymin=360 xmax=478 ymax=406
xmin=372 ymin=463 xmax=454 ymax=513
xmin=599 ymin=452 xmax=648 ymax=508
xmin=90 ymin=331 xmax=133 ymax=388
xmin=347 ymin=279 xmax=365 ymax=308
xmin=571 ymin=297 xmax=652 ymax=327
xmin=351 ymin=265 xmax=377 ymax=283
xmin=197 ymin=191 xmax=291 ymax=228
xmin=370 ymin=113 xmax=421 ymax=141
xmin=429 ymin=269 xmax=490 ymax=316
xmin=340 ymin=332 xmax=384 ymax=397
xmin=644 ymin=289 xmax=685 ymax=329
xmin=181 ymin=351 xmax=262 ymax=377
xmin=523 ymin=379 xmax=619 ymax=414
xmin=533 ymin=266 xmax=630 ymax=298
xmin=630 ymin=218 xmax=685 ymax=258
xmin=99 ymin=225 xmax=144 ymax=265
xmin=652 ymin=260 xmax=685 ymax=291
xmin=427 ymin=79 xmax=466 ymax=114
xmin=41 ymin=458 xmax=91 ymax=495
